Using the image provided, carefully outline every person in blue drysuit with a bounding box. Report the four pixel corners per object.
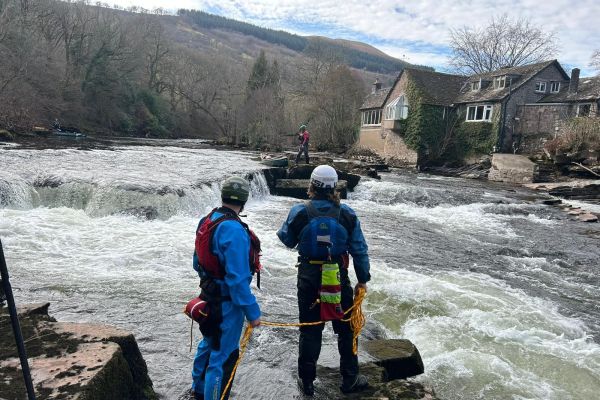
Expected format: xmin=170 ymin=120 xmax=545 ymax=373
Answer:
xmin=191 ymin=176 xmax=261 ymax=400
xmin=277 ymin=165 xmax=371 ymax=396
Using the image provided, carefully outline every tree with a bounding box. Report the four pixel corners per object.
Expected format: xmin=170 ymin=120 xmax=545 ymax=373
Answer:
xmin=591 ymin=50 xmax=600 ymax=75
xmin=449 ymin=15 xmax=558 ymax=74
xmin=246 ymin=49 xmax=269 ymax=93
xmin=241 ymin=51 xmax=286 ymax=147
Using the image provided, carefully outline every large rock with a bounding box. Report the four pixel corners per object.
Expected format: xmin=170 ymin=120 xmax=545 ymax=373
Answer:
xmin=525 ymin=179 xmax=600 ymax=200
xmin=261 ymin=167 xmax=287 ymax=195
xmin=53 ymin=322 xmax=155 ymax=399
xmin=0 ymin=304 xmax=156 ymax=400
xmin=578 ymin=213 xmax=599 ymax=222
xmin=275 ymin=179 xmax=348 ymax=199
xmin=488 ymin=154 xmax=537 ymax=184
xmin=364 ymin=339 xmax=424 ymax=380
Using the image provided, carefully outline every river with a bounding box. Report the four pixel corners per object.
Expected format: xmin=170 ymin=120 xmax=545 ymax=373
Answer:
xmin=1 ymin=141 xmax=599 ymax=399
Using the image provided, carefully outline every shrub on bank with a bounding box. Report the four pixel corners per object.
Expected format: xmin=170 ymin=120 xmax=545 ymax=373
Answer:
xmin=544 ymin=117 xmax=600 ymax=155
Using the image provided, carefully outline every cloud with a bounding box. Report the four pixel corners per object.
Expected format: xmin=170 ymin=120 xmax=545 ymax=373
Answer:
xmin=111 ymin=0 xmax=600 ymax=74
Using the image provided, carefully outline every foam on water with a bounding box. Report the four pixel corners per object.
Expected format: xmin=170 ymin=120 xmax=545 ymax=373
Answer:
xmin=0 ymin=146 xmax=269 ymax=218
xmin=368 ymin=261 xmax=600 ymax=400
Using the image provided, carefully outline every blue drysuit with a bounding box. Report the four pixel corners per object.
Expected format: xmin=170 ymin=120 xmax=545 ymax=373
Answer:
xmin=192 ymin=209 xmax=261 ymax=400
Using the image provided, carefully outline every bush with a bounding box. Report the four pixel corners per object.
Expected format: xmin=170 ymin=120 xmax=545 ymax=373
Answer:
xmin=544 ymin=117 xmax=600 ymax=155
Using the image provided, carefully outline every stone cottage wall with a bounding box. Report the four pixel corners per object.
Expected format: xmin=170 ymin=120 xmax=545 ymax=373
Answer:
xmin=515 ymin=104 xmax=573 ymax=153
xmin=358 ymin=128 xmax=418 ymax=166
xmin=503 ymin=64 xmax=567 ymax=150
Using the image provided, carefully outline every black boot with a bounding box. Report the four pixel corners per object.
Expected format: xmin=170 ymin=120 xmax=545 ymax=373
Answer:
xmin=299 ymin=378 xmax=315 ymax=396
xmin=340 ymin=374 xmax=369 ymax=394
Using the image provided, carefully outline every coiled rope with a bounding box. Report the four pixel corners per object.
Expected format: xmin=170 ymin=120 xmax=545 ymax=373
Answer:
xmin=218 ymin=287 xmax=366 ymax=400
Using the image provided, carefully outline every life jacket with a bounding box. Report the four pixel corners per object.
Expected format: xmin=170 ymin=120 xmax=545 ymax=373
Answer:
xmin=195 ymin=207 xmax=262 ymax=288
xmin=297 ymin=201 xmax=349 ymax=261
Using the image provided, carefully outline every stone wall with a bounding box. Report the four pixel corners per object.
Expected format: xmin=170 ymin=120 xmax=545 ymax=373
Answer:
xmin=515 ymin=103 xmax=573 ymax=154
xmin=358 ymin=128 xmax=418 ymax=167
xmin=503 ymin=64 xmax=567 ymax=151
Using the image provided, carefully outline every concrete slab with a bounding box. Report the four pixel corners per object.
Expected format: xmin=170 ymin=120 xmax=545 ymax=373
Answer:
xmin=488 ymin=154 xmax=537 ymax=184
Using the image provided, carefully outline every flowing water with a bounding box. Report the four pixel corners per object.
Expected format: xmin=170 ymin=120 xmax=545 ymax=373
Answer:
xmin=1 ymin=141 xmax=599 ymax=400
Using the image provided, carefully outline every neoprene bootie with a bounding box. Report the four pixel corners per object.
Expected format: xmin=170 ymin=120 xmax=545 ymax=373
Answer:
xmin=340 ymin=374 xmax=369 ymax=394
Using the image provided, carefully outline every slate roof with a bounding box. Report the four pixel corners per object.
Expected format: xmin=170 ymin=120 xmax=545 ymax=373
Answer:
xmin=403 ymin=68 xmax=466 ymax=106
xmin=540 ymin=76 xmax=600 ymax=103
xmin=454 ymin=60 xmax=568 ymax=104
xmin=360 ymin=87 xmax=391 ymax=109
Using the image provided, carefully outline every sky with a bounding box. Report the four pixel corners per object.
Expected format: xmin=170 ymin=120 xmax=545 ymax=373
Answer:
xmin=111 ymin=0 xmax=599 ymax=76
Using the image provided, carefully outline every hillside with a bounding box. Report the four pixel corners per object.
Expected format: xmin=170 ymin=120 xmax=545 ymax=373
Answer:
xmin=175 ymin=9 xmax=428 ymax=75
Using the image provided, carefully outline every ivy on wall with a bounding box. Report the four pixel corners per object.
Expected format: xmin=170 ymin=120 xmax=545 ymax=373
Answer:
xmin=396 ymin=80 xmax=500 ymax=163
xmin=403 ymin=81 xmax=446 ymax=158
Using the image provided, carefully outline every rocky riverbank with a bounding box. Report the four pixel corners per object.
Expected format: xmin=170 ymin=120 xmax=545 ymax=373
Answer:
xmin=0 ymin=303 xmax=156 ymax=399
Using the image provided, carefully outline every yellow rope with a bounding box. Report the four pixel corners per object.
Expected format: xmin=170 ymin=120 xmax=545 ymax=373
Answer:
xmin=218 ymin=287 xmax=366 ymax=400
xmin=342 ymin=287 xmax=366 ymax=355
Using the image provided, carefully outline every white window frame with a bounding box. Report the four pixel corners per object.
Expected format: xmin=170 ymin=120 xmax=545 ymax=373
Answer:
xmin=493 ymin=76 xmax=506 ymax=90
xmin=471 ymin=80 xmax=480 ymax=91
xmin=535 ymin=81 xmax=547 ymax=93
xmin=576 ymin=103 xmax=592 ymax=117
xmin=361 ymin=109 xmax=381 ymax=126
xmin=466 ymin=104 xmax=494 ymax=122
xmin=384 ymin=95 xmax=409 ymax=120
xmin=550 ymin=82 xmax=560 ymax=93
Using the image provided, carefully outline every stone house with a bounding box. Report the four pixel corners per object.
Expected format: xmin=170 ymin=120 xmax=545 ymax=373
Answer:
xmin=358 ymin=59 xmax=593 ymax=165
xmin=454 ymin=60 xmax=570 ymax=152
xmin=358 ymin=69 xmax=465 ymax=165
xmin=515 ymin=71 xmax=600 ymax=153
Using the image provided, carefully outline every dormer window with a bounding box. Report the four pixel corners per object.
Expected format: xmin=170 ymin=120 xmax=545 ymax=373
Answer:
xmin=493 ymin=76 xmax=506 ymax=90
xmin=550 ymin=82 xmax=560 ymax=93
xmin=535 ymin=81 xmax=547 ymax=93
xmin=471 ymin=80 xmax=480 ymax=91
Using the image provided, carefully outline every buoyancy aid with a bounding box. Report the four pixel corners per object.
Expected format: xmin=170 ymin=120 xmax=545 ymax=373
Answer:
xmin=298 ymin=201 xmax=348 ymax=321
xmin=195 ymin=207 xmax=262 ymax=288
xmin=297 ymin=201 xmax=349 ymax=261
xmin=188 ymin=207 xmax=262 ymax=349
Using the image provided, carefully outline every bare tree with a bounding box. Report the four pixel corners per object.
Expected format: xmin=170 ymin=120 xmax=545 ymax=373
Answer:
xmin=591 ymin=50 xmax=600 ymax=75
xmin=449 ymin=15 xmax=558 ymax=74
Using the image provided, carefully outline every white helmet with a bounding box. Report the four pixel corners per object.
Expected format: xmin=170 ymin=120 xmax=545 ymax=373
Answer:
xmin=310 ymin=165 xmax=338 ymax=190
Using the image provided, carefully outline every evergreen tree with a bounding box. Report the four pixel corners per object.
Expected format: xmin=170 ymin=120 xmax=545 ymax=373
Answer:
xmin=247 ymin=50 xmax=269 ymax=92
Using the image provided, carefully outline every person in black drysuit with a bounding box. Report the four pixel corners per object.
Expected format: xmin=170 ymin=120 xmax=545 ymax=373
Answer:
xmin=277 ymin=165 xmax=370 ymax=396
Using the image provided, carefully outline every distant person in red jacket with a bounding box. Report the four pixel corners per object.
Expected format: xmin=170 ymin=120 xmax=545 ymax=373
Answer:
xmin=296 ymin=125 xmax=310 ymax=165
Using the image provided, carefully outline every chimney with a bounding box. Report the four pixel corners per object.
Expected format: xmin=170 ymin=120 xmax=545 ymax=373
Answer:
xmin=569 ymin=68 xmax=580 ymax=93
xmin=372 ymin=78 xmax=382 ymax=93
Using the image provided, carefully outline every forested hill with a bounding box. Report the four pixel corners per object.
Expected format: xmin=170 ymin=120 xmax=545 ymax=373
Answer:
xmin=177 ymin=9 xmax=427 ymax=74
xmin=0 ymin=1 xmax=429 ymax=147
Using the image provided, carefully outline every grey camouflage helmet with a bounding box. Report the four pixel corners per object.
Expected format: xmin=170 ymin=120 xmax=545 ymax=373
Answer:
xmin=221 ymin=176 xmax=250 ymax=202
